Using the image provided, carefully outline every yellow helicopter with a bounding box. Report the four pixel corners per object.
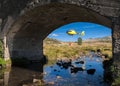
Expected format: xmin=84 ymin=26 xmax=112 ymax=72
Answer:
xmin=66 ymin=29 xmax=77 ymax=35
xmin=66 ymin=29 xmax=85 ymax=36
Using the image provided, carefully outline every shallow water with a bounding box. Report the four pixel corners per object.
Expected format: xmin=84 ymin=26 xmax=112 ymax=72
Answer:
xmin=0 ymin=56 xmax=110 ymax=86
xmin=43 ymin=56 xmax=109 ymax=86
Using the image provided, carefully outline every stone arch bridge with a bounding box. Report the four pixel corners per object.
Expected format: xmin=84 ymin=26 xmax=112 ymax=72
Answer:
xmin=0 ymin=0 xmax=120 ymax=77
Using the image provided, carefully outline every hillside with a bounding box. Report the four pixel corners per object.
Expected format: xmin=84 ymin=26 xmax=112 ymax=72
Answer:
xmin=44 ymin=36 xmax=112 ymax=44
xmin=44 ymin=38 xmax=61 ymax=44
xmin=84 ymin=36 xmax=112 ymax=43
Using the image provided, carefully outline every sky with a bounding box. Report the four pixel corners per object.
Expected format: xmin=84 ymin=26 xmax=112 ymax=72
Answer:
xmin=47 ymin=22 xmax=111 ymax=42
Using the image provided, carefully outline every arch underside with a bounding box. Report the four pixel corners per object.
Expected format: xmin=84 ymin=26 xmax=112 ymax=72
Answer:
xmin=7 ymin=3 xmax=111 ymax=60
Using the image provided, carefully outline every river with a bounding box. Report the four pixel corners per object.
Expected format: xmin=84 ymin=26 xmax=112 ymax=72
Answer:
xmin=0 ymin=54 xmax=110 ymax=86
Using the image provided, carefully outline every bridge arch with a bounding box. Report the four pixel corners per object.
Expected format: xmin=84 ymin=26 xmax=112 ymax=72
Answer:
xmin=5 ymin=3 xmax=112 ymax=60
xmin=44 ymin=21 xmax=112 ymax=60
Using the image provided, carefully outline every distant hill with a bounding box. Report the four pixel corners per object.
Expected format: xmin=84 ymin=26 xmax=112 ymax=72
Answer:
xmin=44 ymin=36 xmax=112 ymax=44
xmin=44 ymin=38 xmax=61 ymax=44
xmin=84 ymin=36 xmax=112 ymax=43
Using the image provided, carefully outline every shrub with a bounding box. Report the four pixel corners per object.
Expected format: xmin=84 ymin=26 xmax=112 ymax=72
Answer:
xmin=78 ymin=37 xmax=82 ymax=45
xmin=0 ymin=57 xmax=5 ymax=66
xmin=0 ymin=40 xmax=5 ymax=66
xmin=0 ymin=40 xmax=3 ymax=57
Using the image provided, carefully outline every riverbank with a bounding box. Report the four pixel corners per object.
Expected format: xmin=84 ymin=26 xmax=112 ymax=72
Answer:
xmin=43 ymin=41 xmax=112 ymax=62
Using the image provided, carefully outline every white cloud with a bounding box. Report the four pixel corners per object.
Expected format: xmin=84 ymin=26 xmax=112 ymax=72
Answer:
xmin=51 ymin=33 xmax=58 ymax=37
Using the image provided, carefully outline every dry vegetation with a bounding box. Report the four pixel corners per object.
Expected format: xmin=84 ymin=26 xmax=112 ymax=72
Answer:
xmin=43 ymin=37 xmax=112 ymax=61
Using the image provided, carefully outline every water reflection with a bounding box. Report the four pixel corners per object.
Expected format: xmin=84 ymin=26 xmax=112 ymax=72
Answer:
xmin=43 ymin=56 xmax=109 ymax=86
xmin=0 ymin=54 xmax=110 ymax=86
xmin=0 ymin=56 xmax=47 ymax=86
xmin=0 ymin=63 xmax=44 ymax=86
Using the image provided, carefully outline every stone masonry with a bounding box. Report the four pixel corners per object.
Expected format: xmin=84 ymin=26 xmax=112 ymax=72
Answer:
xmin=0 ymin=0 xmax=120 ymax=81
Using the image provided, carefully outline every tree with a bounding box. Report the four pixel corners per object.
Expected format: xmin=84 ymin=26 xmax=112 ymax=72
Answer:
xmin=78 ymin=37 xmax=82 ymax=45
